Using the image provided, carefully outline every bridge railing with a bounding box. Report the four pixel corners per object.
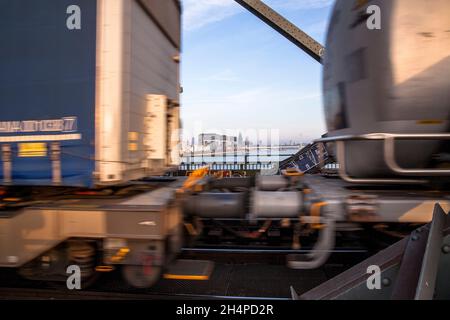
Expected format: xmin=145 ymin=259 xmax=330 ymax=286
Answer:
xmin=179 ymin=162 xmax=277 ymax=172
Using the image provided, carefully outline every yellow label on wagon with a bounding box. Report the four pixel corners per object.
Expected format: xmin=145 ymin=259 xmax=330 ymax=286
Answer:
xmin=128 ymin=132 xmax=139 ymax=141
xmin=128 ymin=142 xmax=138 ymax=151
xmin=18 ymin=143 xmax=47 ymax=157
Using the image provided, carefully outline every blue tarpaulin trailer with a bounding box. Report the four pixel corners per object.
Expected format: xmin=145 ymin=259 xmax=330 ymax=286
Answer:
xmin=0 ymin=0 xmax=97 ymax=186
xmin=0 ymin=0 xmax=181 ymax=187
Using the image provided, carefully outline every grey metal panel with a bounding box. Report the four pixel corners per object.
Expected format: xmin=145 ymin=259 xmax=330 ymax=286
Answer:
xmin=434 ymin=234 xmax=450 ymax=299
xmin=137 ymin=0 xmax=181 ymax=49
xmin=183 ymin=192 xmax=247 ymax=218
xmin=300 ymin=235 xmax=407 ymax=300
xmin=391 ymin=227 xmax=430 ymax=299
xmin=0 ymin=209 xmax=64 ymax=267
xmin=130 ymin=1 xmax=179 ymax=99
xmin=415 ymin=204 xmax=447 ymax=300
xmin=252 ymin=191 xmax=302 ymax=218
xmin=121 ymin=1 xmax=179 ymax=171
xmin=106 ymin=211 xmax=163 ymax=238
xmin=256 ymin=175 xmax=288 ymax=191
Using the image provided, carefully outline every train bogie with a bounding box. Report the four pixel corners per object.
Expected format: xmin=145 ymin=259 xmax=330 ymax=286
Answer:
xmin=0 ymin=182 xmax=183 ymax=288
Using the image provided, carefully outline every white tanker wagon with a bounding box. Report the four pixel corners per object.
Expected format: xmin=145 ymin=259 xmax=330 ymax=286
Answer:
xmin=321 ymin=0 xmax=450 ymax=182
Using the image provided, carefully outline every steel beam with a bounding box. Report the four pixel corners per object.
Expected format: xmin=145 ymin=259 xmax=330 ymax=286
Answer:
xmin=415 ymin=204 xmax=447 ymax=299
xmin=234 ymin=0 xmax=324 ymax=63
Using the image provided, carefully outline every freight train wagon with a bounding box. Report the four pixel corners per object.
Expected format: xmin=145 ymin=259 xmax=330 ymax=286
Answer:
xmin=322 ymin=0 xmax=450 ymax=181
xmin=0 ymin=0 xmax=182 ymax=187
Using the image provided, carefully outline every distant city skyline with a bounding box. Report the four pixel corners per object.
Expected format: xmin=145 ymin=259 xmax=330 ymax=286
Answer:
xmin=180 ymin=0 xmax=334 ymax=142
xmin=182 ymin=130 xmax=308 ymax=152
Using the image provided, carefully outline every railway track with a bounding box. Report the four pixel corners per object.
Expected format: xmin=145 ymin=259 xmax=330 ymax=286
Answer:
xmin=0 ymin=287 xmax=291 ymax=300
xmin=0 ymin=249 xmax=370 ymax=300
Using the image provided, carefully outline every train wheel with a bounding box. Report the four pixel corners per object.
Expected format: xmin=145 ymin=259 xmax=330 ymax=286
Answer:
xmin=19 ymin=240 xmax=100 ymax=289
xmin=122 ymin=264 xmax=162 ymax=288
xmin=67 ymin=240 xmax=99 ymax=289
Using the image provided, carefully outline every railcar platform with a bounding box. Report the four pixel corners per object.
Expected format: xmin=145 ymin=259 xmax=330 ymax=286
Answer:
xmin=302 ymin=174 xmax=450 ymax=223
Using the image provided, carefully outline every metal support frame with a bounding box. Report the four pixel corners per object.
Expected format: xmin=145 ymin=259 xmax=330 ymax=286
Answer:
xmin=414 ymin=203 xmax=447 ymax=299
xmin=287 ymin=217 xmax=335 ymax=269
xmin=336 ymin=140 xmax=426 ymax=185
xmin=316 ymin=133 xmax=450 ymax=184
xmin=234 ymin=0 xmax=324 ymax=63
xmin=1 ymin=144 xmax=12 ymax=184
xmin=384 ymin=135 xmax=450 ymax=176
xmin=300 ymin=203 xmax=450 ymax=300
xmin=50 ymin=142 xmax=62 ymax=186
xmin=317 ymin=142 xmax=325 ymax=169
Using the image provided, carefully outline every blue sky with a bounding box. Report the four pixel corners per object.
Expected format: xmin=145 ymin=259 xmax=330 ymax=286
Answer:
xmin=180 ymin=0 xmax=334 ymax=144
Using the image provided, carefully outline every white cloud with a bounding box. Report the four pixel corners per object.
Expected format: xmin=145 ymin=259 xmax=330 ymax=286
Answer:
xmin=182 ymin=86 xmax=321 ymax=110
xmin=205 ymin=69 xmax=241 ymax=82
xmin=267 ymin=0 xmax=334 ymax=10
xmin=182 ymin=0 xmax=334 ymax=31
xmin=182 ymin=0 xmax=238 ymax=31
